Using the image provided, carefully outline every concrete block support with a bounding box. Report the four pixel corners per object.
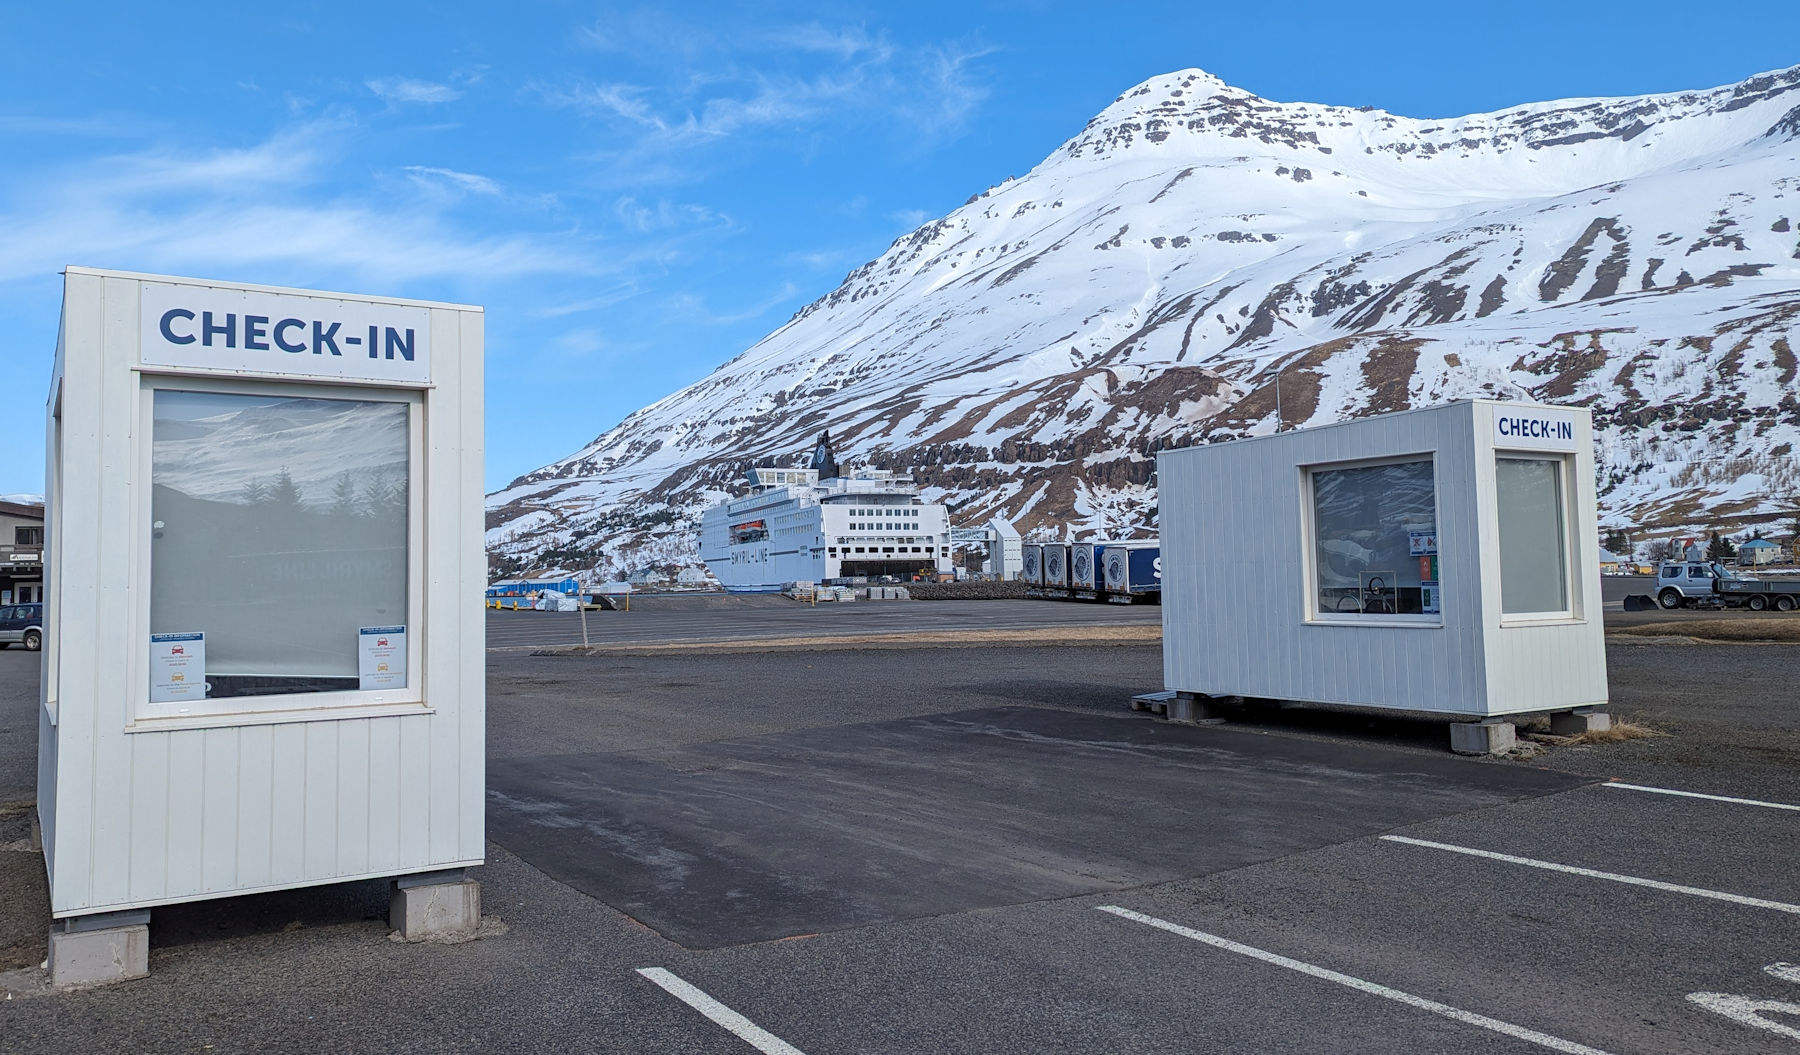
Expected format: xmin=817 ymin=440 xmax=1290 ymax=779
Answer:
xmin=1449 ymin=718 xmax=1516 ymax=756
xmin=1550 ymin=709 xmax=1612 ymax=737
xmin=390 ymin=871 xmax=481 ymax=941
xmin=48 ymin=910 xmax=151 ymax=988
xmin=1167 ymin=691 xmax=1227 ymax=726
xmin=28 ymin=811 xmax=41 ymax=853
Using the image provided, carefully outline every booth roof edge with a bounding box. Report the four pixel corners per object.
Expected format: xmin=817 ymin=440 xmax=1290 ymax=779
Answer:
xmin=1157 ymin=397 xmax=1593 ymax=457
xmin=59 ymin=266 xmax=486 ymax=313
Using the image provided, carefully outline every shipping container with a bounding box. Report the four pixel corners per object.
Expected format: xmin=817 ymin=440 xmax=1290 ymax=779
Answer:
xmin=1021 ymin=543 xmax=1042 ymax=585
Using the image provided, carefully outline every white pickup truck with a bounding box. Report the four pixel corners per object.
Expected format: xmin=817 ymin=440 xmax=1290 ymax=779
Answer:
xmin=1655 ymin=561 xmax=1800 ymax=611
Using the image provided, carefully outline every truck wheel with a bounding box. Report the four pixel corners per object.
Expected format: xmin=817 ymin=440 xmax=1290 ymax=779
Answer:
xmin=1748 ymin=595 xmax=1768 ymax=611
xmin=22 ymin=630 xmax=40 ymax=651
xmin=1657 ymin=588 xmax=1684 ymax=610
xmin=1778 ymin=596 xmax=1796 ymax=613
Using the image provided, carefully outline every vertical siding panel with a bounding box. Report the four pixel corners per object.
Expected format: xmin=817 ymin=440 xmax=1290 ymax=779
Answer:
xmin=366 ymin=718 xmax=402 ymax=874
xmin=425 ymin=308 xmax=463 ymax=865
xmin=127 ymin=735 xmax=170 ymax=902
xmin=335 ymin=721 xmax=371 ymax=876
xmin=199 ymin=729 xmax=239 ymax=893
xmin=90 ymin=276 xmax=143 ymax=909
xmin=165 ymin=732 xmax=206 ymax=897
xmin=457 ymin=310 xmax=487 ymax=862
xmin=303 ymin=723 xmax=337 ymax=879
xmin=235 ymin=725 xmax=274 ymax=889
xmin=51 ymin=274 xmax=106 ymax=911
xmin=269 ymin=724 xmax=307 ymax=879
xmin=397 ymin=714 xmax=432 ymax=865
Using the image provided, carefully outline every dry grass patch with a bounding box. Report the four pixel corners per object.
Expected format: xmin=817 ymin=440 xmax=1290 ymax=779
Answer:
xmin=1521 ymin=717 xmax=1666 ymax=748
xmin=542 ymin=623 xmax=1163 ymax=657
xmin=1612 ymin=618 xmax=1800 ymax=644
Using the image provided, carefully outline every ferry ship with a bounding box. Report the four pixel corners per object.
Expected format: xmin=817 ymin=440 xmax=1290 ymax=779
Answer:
xmin=698 ymin=434 xmax=953 ymax=592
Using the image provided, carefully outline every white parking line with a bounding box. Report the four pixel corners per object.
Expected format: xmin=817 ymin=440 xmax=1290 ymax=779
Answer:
xmin=1603 ymin=781 xmax=1800 ymax=813
xmin=1096 ymin=906 xmax=1615 ymax=1055
xmin=1381 ymin=836 xmax=1800 ymax=915
xmin=636 ymin=968 xmax=809 ymax=1055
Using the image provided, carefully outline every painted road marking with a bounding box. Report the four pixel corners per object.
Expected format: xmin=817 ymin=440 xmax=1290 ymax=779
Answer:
xmin=1381 ymin=836 xmax=1800 ymax=915
xmin=1604 ymin=781 xmax=1800 ymax=813
xmin=1097 ymin=906 xmax=1615 ymax=1055
xmin=1686 ymin=993 xmax=1800 ymax=1042
xmin=636 ymin=968 xmax=808 ymax=1055
xmin=1689 ymin=964 xmax=1800 ymax=1042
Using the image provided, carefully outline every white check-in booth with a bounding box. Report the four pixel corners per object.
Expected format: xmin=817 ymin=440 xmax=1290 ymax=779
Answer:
xmin=1158 ymin=400 xmax=1607 ymax=752
xmin=37 ymin=268 xmax=485 ymax=984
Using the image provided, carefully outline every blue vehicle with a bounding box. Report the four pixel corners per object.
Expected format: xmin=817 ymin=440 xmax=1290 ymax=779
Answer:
xmin=0 ymin=602 xmax=43 ymax=651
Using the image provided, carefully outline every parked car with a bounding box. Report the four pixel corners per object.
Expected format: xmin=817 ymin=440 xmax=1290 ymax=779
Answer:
xmin=0 ymin=602 xmax=43 ymax=650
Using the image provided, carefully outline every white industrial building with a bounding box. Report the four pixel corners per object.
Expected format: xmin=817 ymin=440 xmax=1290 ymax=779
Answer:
xmin=1157 ymin=399 xmax=1608 ymax=754
xmin=699 ymin=436 xmax=953 ymax=591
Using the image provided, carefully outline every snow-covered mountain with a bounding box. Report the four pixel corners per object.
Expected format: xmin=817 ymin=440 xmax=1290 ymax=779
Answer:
xmin=488 ymin=65 xmax=1800 ymax=578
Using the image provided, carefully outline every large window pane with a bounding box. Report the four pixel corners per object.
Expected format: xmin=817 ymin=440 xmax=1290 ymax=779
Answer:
xmin=1497 ymin=457 xmax=1568 ymax=614
xmin=1311 ymin=459 xmax=1439 ymax=617
xmin=150 ymin=391 xmax=408 ymax=700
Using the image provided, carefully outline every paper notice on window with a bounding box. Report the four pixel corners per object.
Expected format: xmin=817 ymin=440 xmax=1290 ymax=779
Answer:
xmin=149 ymin=632 xmax=206 ymax=703
xmin=358 ymin=626 xmax=407 ymax=691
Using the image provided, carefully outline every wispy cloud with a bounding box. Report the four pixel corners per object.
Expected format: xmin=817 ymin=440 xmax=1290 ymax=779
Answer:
xmin=782 ymin=247 xmax=859 ymax=270
xmin=762 ymin=23 xmax=893 ymax=62
xmin=666 ymin=280 xmax=802 ymax=326
xmin=404 ymin=165 xmax=505 ymax=196
xmin=366 ymin=76 xmax=463 ymax=105
xmin=0 ymin=123 xmax=589 ymax=285
xmin=613 ymin=196 xmax=731 ymax=233
xmin=539 ymin=13 xmax=994 ymax=185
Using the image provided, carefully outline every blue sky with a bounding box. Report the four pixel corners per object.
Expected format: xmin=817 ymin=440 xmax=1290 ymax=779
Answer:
xmin=1 ymin=1 xmax=1795 ymax=495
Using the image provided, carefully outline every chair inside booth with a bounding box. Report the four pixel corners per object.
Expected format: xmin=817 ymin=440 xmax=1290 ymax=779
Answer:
xmin=149 ymin=390 xmax=409 ymax=701
xmin=1310 ymin=458 xmax=1439 ymax=618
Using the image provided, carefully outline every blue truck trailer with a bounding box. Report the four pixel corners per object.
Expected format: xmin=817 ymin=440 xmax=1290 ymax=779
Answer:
xmin=1102 ymin=545 xmax=1161 ymax=603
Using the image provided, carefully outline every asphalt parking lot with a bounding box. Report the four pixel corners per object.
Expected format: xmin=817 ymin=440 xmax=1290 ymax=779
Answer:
xmin=2 ymin=601 xmax=1798 ymax=1053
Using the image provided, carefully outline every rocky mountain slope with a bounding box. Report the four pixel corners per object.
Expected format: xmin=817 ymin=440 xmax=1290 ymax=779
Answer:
xmin=487 ymin=65 xmax=1800 ymax=578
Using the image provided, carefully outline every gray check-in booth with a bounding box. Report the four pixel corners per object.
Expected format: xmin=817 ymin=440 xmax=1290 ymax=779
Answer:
xmin=37 ymin=268 xmax=486 ymax=986
xmin=1158 ymin=400 xmax=1609 ymax=753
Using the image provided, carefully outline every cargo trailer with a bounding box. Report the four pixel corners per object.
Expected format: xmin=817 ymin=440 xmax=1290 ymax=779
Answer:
xmin=1040 ymin=542 xmax=1071 ymax=595
xmin=1102 ymin=544 xmax=1161 ymax=603
xmin=1070 ymin=542 xmax=1105 ymax=599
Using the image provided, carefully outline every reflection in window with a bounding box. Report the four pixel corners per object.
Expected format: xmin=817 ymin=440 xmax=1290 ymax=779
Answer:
xmin=150 ymin=391 xmax=408 ymax=700
xmin=1311 ymin=459 xmax=1438 ymax=617
xmin=1496 ymin=457 xmax=1569 ymax=614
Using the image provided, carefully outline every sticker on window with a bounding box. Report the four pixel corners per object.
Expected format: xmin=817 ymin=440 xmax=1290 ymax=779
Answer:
xmin=358 ymin=626 xmax=407 ymax=691
xmin=150 ymin=632 xmax=206 ymax=703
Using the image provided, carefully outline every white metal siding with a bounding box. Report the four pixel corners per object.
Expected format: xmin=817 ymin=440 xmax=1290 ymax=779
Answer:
xmin=1161 ymin=401 xmax=1602 ymax=718
xmin=44 ymin=273 xmax=485 ymax=917
xmin=1474 ymin=403 xmax=1610 ymax=713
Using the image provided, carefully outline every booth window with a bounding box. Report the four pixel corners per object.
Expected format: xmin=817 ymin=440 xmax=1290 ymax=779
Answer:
xmin=149 ymin=389 xmax=410 ymax=704
xmin=1307 ymin=457 xmax=1440 ymax=619
xmin=1496 ymin=456 xmax=1569 ymax=616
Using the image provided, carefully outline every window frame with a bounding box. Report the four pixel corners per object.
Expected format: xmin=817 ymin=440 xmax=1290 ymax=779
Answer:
xmin=1495 ymin=452 xmax=1578 ymax=624
xmin=127 ymin=374 xmax=428 ymax=731
xmin=1301 ymin=452 xmax=1444 ymax=628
